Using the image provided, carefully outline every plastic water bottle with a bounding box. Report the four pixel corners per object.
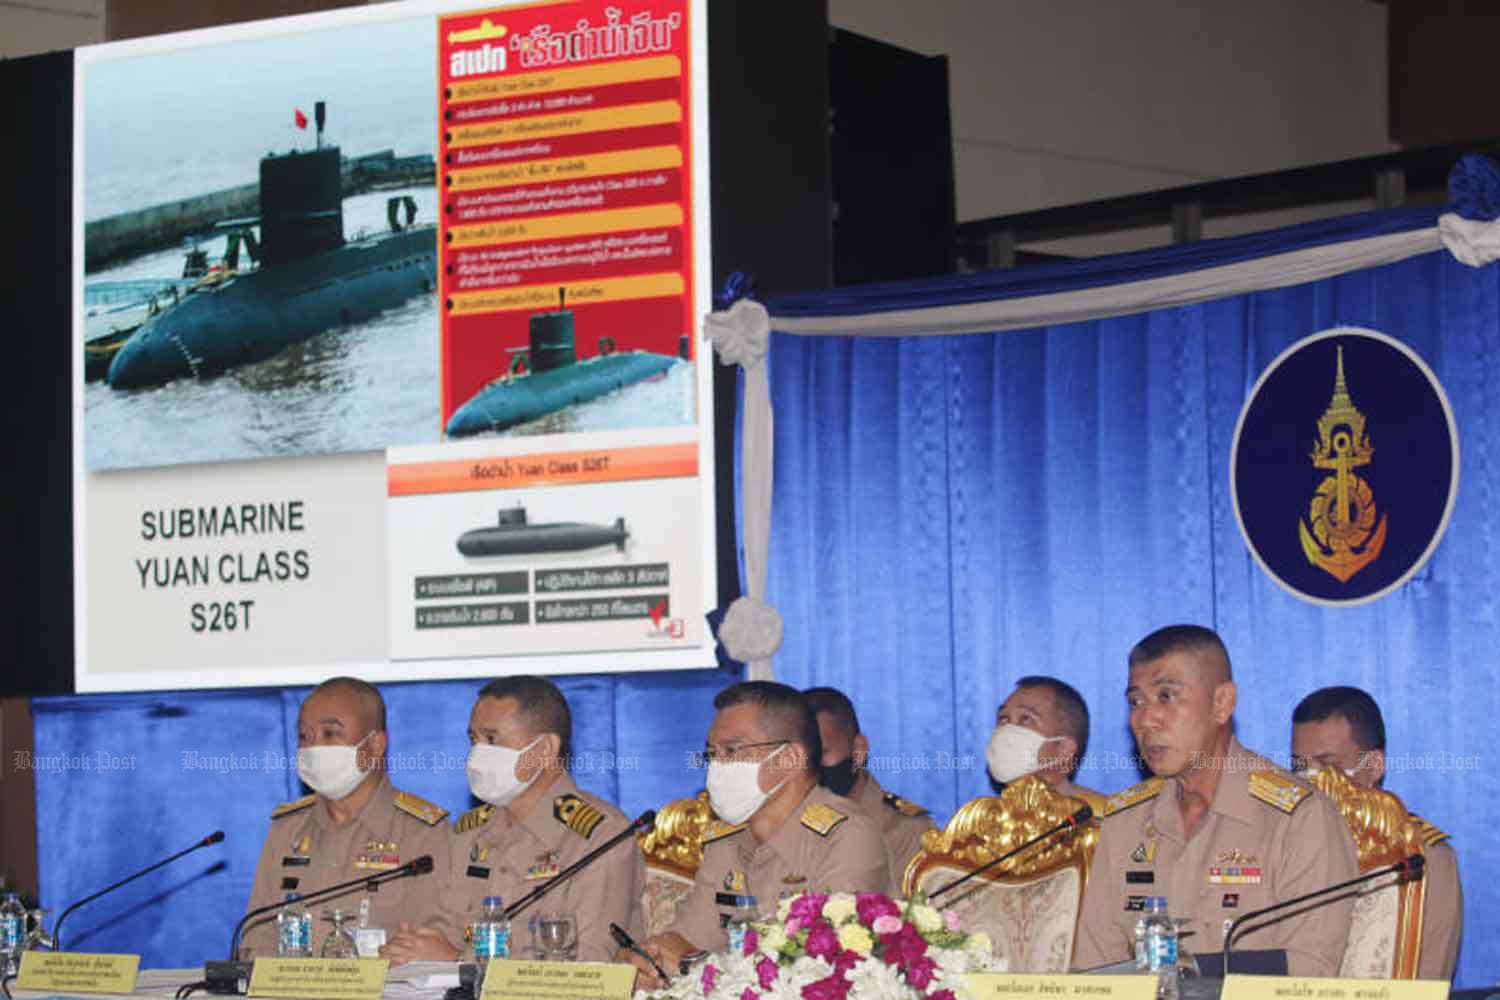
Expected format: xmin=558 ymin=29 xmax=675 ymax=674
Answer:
xmin=276 ymin=893 xmax=312 ymax=958
xmin=0 ymin=892 xmax=24 ymax=977
xmin=1133 ymin=897 xmax=1178 ymax=1000
xmin=472 ymin=896 xmax=510 ymax=974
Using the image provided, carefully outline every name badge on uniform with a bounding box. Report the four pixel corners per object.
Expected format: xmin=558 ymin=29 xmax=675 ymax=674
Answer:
xmin=1126 ymin=895 xmax=1148 ymax=911
xmin=715 ymin=893 xmax=757 ymax=909
xmin=282 ymin=856 xmax=311 ymax=867
xmin=1126 ymin=870 xmax=1155 ymax=884
xmin=280 ymin=877 xmax=301 ymax=890
xmin=467 ymin=866 xmax=491 ymax=879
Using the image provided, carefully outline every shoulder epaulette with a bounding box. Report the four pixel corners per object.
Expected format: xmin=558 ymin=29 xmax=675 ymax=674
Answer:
xmin=882 ymin=791 xmax=929 ymax=818
xmin=701 ymin=819 xmax=746 ymax=844
xmin=1102 ymin=777 xmax=1164 ymax=817
xmin=554 ymin=793 xmax=606 ymax=840
xmin=271 ymin=793 xmax=317 ymax=819
xmin=1411 ymin=814 xmax=1450 ymax=848
xmin=456 ymin=804 xmax=495 ymax=834
xmin=1247 ymin=770 xmax=1311 ymax=814
xmin=393 ymin=790 xmax=449 ymax=826
xmin=800 ymin=801 xmax=848 ymax=837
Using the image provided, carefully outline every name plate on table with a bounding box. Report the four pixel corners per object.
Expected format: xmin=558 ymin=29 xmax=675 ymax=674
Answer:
xmin=247 ymin=958 xmax=388 ymax=1000
xmin=17 ymin=951 xmax=140 ymax=994
xmin=1223 ymin=977 xmax=1450 ymax=1000
xmin=966 ymin=974 xmax=1158 ymax=1000
xmin=478 ymin=960 xmax=635 ymax=1000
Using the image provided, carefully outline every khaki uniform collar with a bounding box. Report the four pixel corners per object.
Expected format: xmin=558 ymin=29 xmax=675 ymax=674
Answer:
xmin=752 ymin=782 xmax=823 ymax=862
xmin=1154 ymin=736 xmax=1269 ymax=840
xmin=510 ymin=770 xmax=578 ymax=844
xmin=315 ymin=771 xmax=393 ymax=833
xmin=852 ymin=771 xmax=885 ymax=812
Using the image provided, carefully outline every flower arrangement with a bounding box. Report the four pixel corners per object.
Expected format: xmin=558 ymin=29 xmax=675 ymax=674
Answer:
xmin=640 ymin=892 xmax=1003 ymax=1000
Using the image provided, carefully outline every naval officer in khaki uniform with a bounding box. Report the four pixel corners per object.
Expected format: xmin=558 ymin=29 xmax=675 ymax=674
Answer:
xmin=1292 ymin=685 xmax=1462 ymax=980
xmin=1074 ymin=626 xmax=1358 ymax=977
xmin=988 ymin=676 xmax=1102 ymax=809
xmin=621 ymin=681 xmax=890 ymax=990
xmin=382 ymin=676 xmax=643 ymax=964
xmin=242 ymin=678 xmax=450 ymax=958
xmin=805 ymin=686 xmax=935 ymax=893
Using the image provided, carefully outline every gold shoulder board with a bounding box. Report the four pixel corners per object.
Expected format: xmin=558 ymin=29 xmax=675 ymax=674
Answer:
xmin=456 ymin=804 xmax=495 ymax=833
xmin=394 ymin=790 xmax=449 ymax=826
xmin=271 ymin=793 xmax=317 ymax=819
xmin=701 ymin=819 xmax=746 ymax=844
xmin=1412 ymin=814 xmax=1451 ymax=848
xmin=1102 ymin=777 xmax=1164 ymax=817
xmin=1248 ymin=770 xmax=1311 ymax=814
xmin=800 ymin=801 xmax=848 ymax=837
xmin=882 ymin=792 xmax=929 ymax=818
xmin=554 ymin=793 xmax=606 ymax=840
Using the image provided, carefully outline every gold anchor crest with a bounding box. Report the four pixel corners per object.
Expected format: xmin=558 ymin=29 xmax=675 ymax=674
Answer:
xmin=1297 ymin=346 xmax=1387 ymax=582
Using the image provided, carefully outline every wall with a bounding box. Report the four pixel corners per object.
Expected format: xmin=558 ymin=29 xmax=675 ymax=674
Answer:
xmin=829 ymin=0 xmax=1392 ymax=255
xmin=0 ymin=1 xmax=103 ymax=58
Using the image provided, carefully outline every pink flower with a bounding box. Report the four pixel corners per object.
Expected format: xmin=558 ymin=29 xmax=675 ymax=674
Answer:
xmin=788 ymin=894 xmax=829 ymax=927
xmin=832 ymin=949 xmax=860 ymax=977
xmin=943 ymin=910 xmax=961 ymax=932
xmin=855 ymin=892 xmax=900 ymax=926
xmin=805 ymin=921 xmax=840 ymax=960
xmin=871 ymin=914 xmax=902 ymax=936
xmin=927 ymin=992 xmax=957 ymax=1000
xmin=740 ymin=990 xmax=760 ymax=1000
xmin=701 ymin=963 xmax=718 ymax=993
xmin=742 ymin=927 xmax=759 ymax=956
xmin=757 ymin=956 xmax=779 ymax=990
xmin=906 ymin=955 xmax=938 ymax=990
xmin=879 ymin=923 xmax=929 ymax=969
xmin=800 ymin=973 xmax=852 ymax=1000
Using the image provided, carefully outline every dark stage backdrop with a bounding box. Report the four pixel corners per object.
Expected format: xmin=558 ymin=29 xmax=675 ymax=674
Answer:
xmin=32 ymin=237 xmax=1499 ymax=982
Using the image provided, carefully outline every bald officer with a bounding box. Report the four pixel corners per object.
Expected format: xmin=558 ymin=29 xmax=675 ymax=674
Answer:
xmin=242 ymin=677 xmax=450 ymax=958
xmin=805 ymin=686 xmax=936 ymax=894
xmin=1074 ymin=626 xmax=1358 ymax=977
xmin=383 ymin=676 xmax=643 ymax=964
xmin=1292 ymin=685 xmax=1462 ymax=980
xmin=621 ymin=681 xmax=889 ymax=990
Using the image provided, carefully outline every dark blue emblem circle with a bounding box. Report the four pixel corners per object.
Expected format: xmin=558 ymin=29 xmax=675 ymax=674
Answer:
xmin=1230 ymin=327 xmax=1459 ymax=606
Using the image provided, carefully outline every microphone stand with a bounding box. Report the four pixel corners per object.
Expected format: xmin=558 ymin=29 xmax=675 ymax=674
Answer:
xmin=502 ymin=812 xmax=655 ymax=921
xmin=1220 ymin=853 xmax=1424 ymax=974
xmin=53 ymin=831 xmax=225 ymax=952
xmin=199 ymin=855 xmax=435 ymax=995
xmin=930 ymin=806 xmax=1093 ymax=902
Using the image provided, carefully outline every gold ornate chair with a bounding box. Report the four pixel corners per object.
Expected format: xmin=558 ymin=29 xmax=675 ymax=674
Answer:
xmin=1304 ymin=768 xmax=1430 ymax=979
xmin=636 ymin=792 xmax=718 ymax=937
xmin=903 ymin=776 xmax=1100 ymax=973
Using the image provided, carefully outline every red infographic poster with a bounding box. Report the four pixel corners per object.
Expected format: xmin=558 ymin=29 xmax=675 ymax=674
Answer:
xmin=436 ymin=0 xmax=696 ymax=437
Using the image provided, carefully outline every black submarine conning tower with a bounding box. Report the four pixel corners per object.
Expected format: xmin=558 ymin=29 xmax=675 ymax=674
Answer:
xmin=259 ymin=100 xmax=344 ymax=268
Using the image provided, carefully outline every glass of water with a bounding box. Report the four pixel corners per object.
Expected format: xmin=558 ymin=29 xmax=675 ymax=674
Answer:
xmin=26 ymin=908 xmax=53 ymax=952
xmin=321 ymin=909 xmax=359 ymax=959
xmin=533 ymin=912 xmax=577 ymax=961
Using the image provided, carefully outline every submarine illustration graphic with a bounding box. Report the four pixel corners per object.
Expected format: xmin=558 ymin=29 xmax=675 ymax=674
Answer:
xmin=444 ymin=288 xmax=688 ymax=438
xmin=105 ymin=102 xmax=436 ymax=389
xmin=457 ymin=506 xmax=629 ymax=557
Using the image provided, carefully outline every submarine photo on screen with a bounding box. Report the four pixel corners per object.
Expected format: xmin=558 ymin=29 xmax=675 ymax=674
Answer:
xmin=78 ymin=14 xmax=441 ymax=471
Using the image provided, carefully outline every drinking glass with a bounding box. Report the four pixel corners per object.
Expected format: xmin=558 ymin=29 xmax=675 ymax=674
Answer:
xmin=533 ymin=911 xmax=577 ymax=961
xmin=321 ymin=909 xmax=358 ymax=959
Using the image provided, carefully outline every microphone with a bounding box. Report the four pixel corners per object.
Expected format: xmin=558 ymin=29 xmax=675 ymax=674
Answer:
xmin=929 ymin=805 xmax=1092 ymax=902
xmin=611 ymin=922 xmax=671 ymax=986
xmin=1220 ymin=853 xmax=1424 ymax=974
xmin=52 ymin=830 xmax=225 ymax=951
xmin=204 ymin=854 xmax=435 ymax=994
xmin=503 ymin=811 xmax=655 ymax=921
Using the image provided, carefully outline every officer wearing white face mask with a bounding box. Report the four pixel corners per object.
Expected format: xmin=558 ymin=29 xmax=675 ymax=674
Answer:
xmin=388 ymin=676 xmax=643 ymax=964
xmin=620 ymin=681 xmax=889 ymax=991
xmin=987 ymin=675 xmax=1102 ymax=811
xmin=241 ymin=678 xmax=450 ymax=958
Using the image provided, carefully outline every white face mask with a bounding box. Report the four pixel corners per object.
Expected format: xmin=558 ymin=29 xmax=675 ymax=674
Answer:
xmin=986 ymin=724 xmax=1061 ymax=784
xmin=706 ymin=743 xmax=787 ymax=824
xmin=467 ymin=737 xmax=544 ymax=807
xmin=1294 ymin=765 xmax=1359 ymax=780
xmin=297 ymin=732 xmax=374 ymax=801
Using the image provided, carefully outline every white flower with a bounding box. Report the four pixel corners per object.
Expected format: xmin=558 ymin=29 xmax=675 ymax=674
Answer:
xmin=702 ymin=298 xmax=770 ymax=368
xmin=910 ymin=903 xmax=943 ymax=933
xmin=759 ymin=924 xmax=788 ymax=954
xmin=717 ymin=595 xmax=783 ymax=662
xmin=823 ymin=893 xmax=857 ymax=924
xmin=967 ymin=930 xmax=994 ymax=958
xmin=847 ymin=954 xmax=906 ymax=999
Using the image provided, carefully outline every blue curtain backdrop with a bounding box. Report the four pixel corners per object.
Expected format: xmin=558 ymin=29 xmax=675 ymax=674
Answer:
xmin=32 ymin=213 xmax=1499 ymax=983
